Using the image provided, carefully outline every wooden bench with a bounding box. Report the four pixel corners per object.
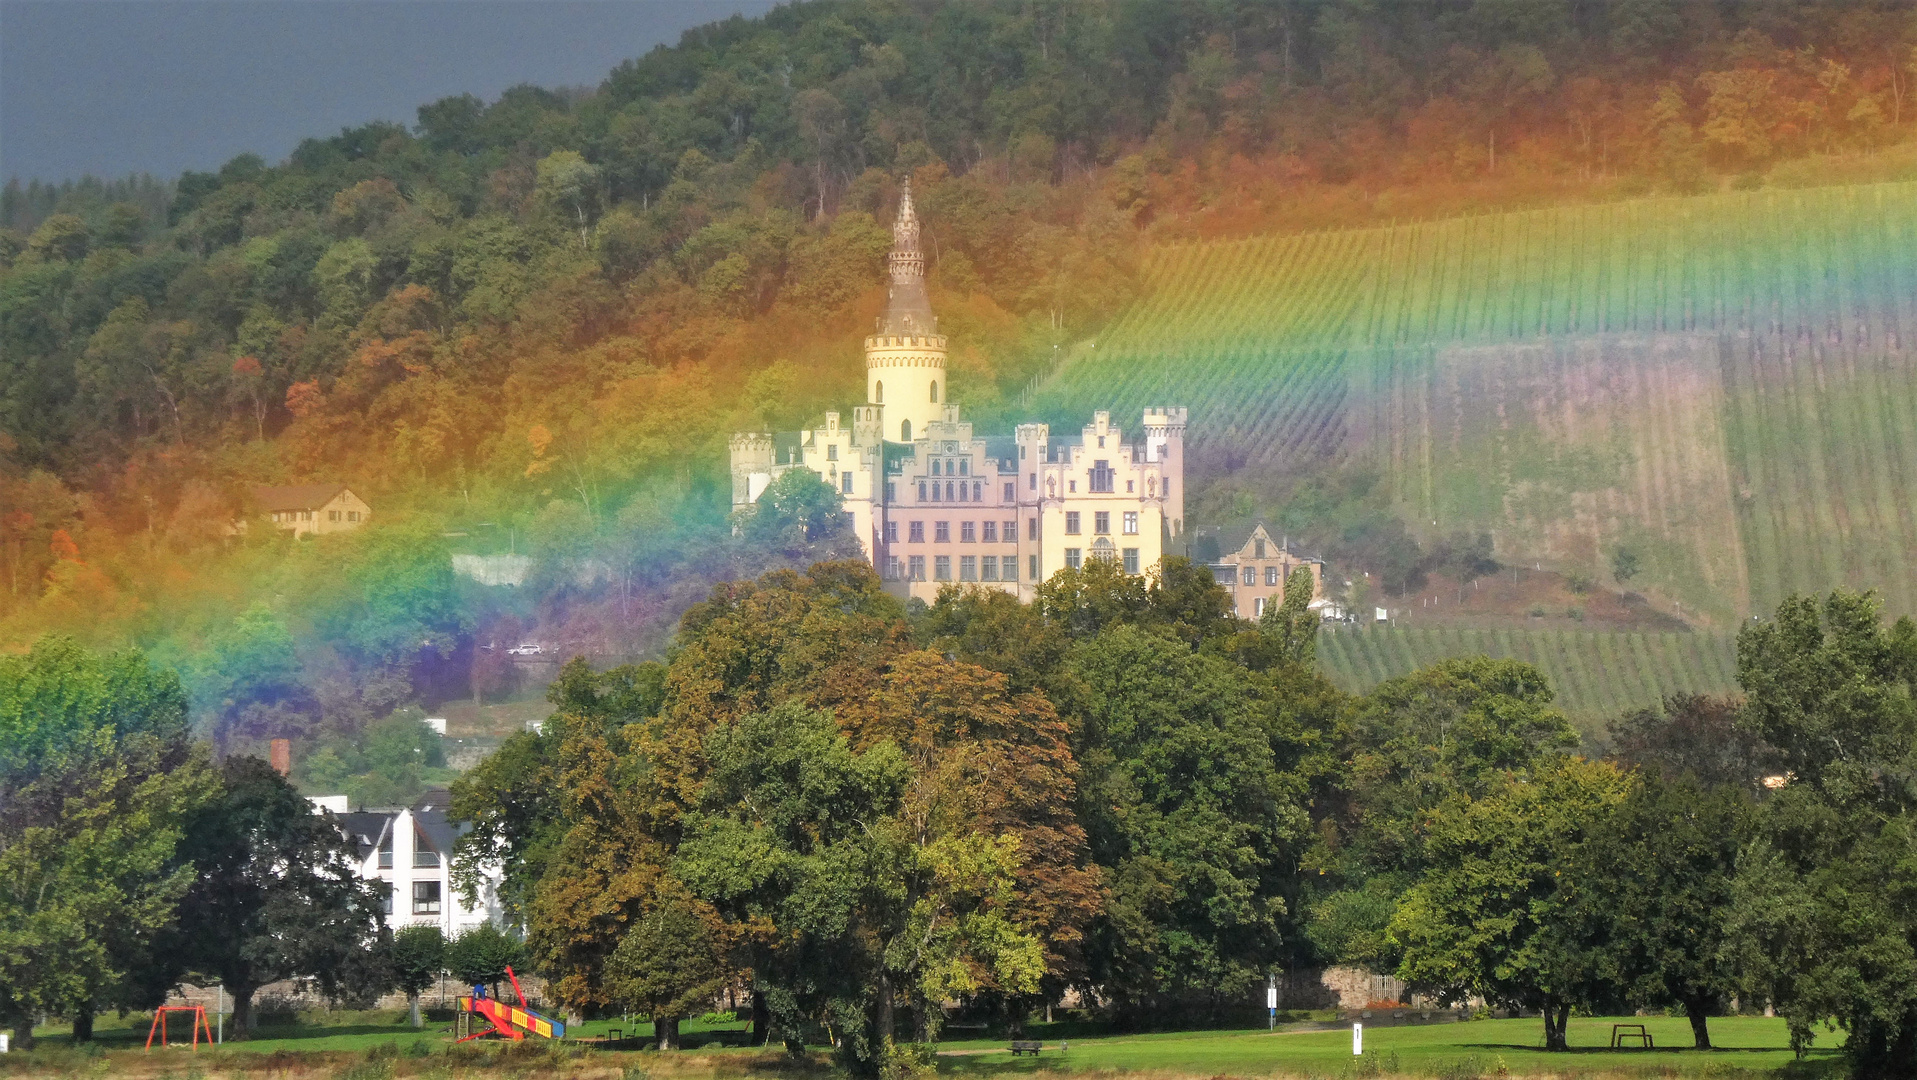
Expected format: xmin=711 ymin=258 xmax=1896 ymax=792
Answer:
xmin=1610 ymin=1023 xmax=1654 ymax=1049
xmin=1010 ymin=1040 xmax=1043 ymax=1056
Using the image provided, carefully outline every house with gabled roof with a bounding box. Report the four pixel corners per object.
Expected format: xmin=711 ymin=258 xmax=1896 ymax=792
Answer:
xmin=1197 ymin=521 xmax=1326 ymax=620
xmin=252 ymin=484 xmax=371 ymax=537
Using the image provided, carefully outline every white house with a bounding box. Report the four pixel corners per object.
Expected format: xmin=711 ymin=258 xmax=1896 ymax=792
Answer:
xmin=318 ymin=790 xmax=506 ymax=936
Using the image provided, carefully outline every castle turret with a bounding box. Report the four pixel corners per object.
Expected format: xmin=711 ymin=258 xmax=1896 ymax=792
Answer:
xmin=1142 ymin=406 xmax=1187 ymax=537
xmin=866 ymin=178 xmax=946 ymax=444
xmin=729 ymin=431 xmax=775 ymax=509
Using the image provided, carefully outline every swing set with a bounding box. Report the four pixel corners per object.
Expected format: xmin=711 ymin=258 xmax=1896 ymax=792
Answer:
xmin=144 ymin=1005 xmax=214 ymax=1050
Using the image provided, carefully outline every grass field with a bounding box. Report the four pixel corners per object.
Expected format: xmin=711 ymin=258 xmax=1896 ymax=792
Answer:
xmin=1314 ymin=626 xmax=1739 ymax=727
xmin=7 ymin=1013 xmax=1843 ymax=1078
xmin=1032 ymin=181 xmax=1917 ymax=624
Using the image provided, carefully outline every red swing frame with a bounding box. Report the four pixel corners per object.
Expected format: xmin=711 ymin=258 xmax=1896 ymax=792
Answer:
xmin=145 ymin=1004 xmax=214 ymax=1051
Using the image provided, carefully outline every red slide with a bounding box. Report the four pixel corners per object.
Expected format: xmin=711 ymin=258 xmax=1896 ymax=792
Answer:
xmin=457 ymin=966 xmax=565 ymax=1041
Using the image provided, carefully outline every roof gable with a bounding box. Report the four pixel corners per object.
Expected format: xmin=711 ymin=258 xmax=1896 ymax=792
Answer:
xmin=253 ymin=483 xmax=355 ymax=512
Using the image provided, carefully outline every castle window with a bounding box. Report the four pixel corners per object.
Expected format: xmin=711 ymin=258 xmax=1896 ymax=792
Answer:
xmin=961 ymin=522 xmax=976 ymax=543
xmin=1123 ymin=512 xmax=1139 ymax=535
xmin=1089 ymin=461 xmax=1114 ymax=493
xmin=1069 ymin=480 xmax=1077 ymax=493
xmin=1005 ymin=556 xmax=1020 ymax=581
xmin=842 ymin=473 xmax=853 ymax=494
xmin=828 ymin=444 xmax=839 ymax=462
xmin=1095 ymin=512 xmax=1110 ymax=535
xmin=910 ymin=555 xmax=926 ymax=580
xmin=981 ymin=555 xmax=998 ymax=581
xmin=1098 ymin=436 xmax=1106 ymax=448
xmin=1029 ymin=554 xmax=1039 ymax=580
xmin=931 ymin=483 xmax=940 ymax=502
xmin=887 ymin=482 xmax=896 ymax=501
xmin=1065 ymin=548 xmax=1082 ymax=569
xmin=1065 ymin=512 xmax=1080 ymax=535
xmin=959 ymin=459 xmax=968 ymax=476
xmin=910 ymin=522 xmax=925 ymax=543
xmin=935 ymin=522 xmax=950 ymax=543
xmin=932 ymin=460 xmax=941 ymax=476
xmin=1028 ymin=518 xmax=1039 ymax=540
xmin=887 ymin=557 xmax=904 ymax=580
xmin=973 ymin=481 xmax=981 ymax=501
xmin=1124 ymin=548 xmax=1140 ymax=574
xmin=1267 ymin=566 xmax=1280 ymax=586
xmin=902 ymin=421 xmax=912 ymax=441
xmin=1127 ymin=480 xmax=1134 ymax=493
xmin=960 ymin=556 xmax=977 ymax=581
xmin=1005 ymin=521 xmax=1017 ymax=543
xmin=1164 ymin=478 xmax=1171 ymax=498
xmin=1255 ymin=597 xmax=1266 ymax=617
xmin=982 ymin=522 xmax=997 ymax=543
xmin=934 ymin=555 xmax=952 ymax=581
xmin=875 ymin=381 xmax=883 ymax=403
xmin=947 ymin=481 xmax=956 ymax=501
xmin=930 ymin=381 xmax=939 ymax=403
xmin=885 ymin=521 xmax=898 ymax=543
xmin=1243 ymin=566 xmax=1256 ymax=586
xmin=1004 ymin=482 xmax=1014 ymax=502
xmin=1029 ymin=473 xmax=1037 ymax=490
xmin=1254 ymin=539 xmax=1266 ymax=558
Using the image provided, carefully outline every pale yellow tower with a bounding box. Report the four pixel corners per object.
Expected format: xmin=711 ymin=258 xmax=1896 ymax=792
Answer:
xmin=865 ymin=179 xmax=946 ymax=444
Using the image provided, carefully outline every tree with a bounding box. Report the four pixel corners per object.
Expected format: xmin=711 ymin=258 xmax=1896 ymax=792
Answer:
xmin=1610 ymin=546 xmax=1641 ymax=584
xmin=1309 ymin=658 xmax=1580 ymax=972
xmin=1729 ymin=591 xmax=1917 ymax=1079
xmin=390 ymin=925 xmax=447 ymax=1028
xmin=603 ymin=887 xmax=731 ymax=1050
xmin=1070 ymin=624 xmax=1305 ymax=1022
xmin=1391 ymin=757 xmax=1631 ymax=1051
xmin=1607 ymin=693 xmax=1773 ymax=791
xmin=0 ymin=638 xmax=212 ymax=1046
xmin=447 ymin=922 xmax=527 ymax=1000
xmin=1552 ymin=773 xmax=1750 ymax=1048
xmin=158 ymin=756 xmax=384 ymax=1034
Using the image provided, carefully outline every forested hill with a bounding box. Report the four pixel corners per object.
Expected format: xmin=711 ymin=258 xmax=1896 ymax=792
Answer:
xmin=3 ymin=1 xmax=1916 ymax=753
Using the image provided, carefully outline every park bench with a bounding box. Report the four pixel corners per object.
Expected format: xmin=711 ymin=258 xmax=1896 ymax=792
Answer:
xmin=1010 ymin=1040 xmax=1044 ymax=1056
xmin=1610 ymin=1023 xmax=1654 ymax=1048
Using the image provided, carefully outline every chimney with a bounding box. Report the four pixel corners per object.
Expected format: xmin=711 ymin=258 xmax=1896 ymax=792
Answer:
xmin=270 ymin=738 xmax=291 ymax=776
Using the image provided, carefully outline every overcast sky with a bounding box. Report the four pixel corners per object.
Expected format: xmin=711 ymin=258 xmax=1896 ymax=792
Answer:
xmin=1 ymin=0 xmax=775 ymax=183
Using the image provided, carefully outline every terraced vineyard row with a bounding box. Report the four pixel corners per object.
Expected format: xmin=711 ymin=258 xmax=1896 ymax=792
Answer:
xmin=1030 ymin=181 xmax=1917 ymax=620
xmin=1315 ymin=625 xmax=1740 ymax=729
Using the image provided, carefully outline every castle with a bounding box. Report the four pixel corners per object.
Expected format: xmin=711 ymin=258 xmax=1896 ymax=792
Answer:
xmin=730 ymin=180 xmax=1186 ymax=603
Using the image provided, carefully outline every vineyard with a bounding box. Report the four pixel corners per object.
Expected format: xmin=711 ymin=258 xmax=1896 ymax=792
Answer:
xmin=1315 ymin=625 xmax=1740 ymax=730
xmin=1034 ymin=181 xmax=1917 ymax=621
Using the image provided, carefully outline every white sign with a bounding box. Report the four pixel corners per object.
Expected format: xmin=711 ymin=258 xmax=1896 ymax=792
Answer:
xmin=1267 ymin=987 xmax=1278 ymax=1009
xmin=1375 ymin=607 xmax=1388 ymax=622
xmin=1353 ymin=1023 xmax=1363 ymax=1056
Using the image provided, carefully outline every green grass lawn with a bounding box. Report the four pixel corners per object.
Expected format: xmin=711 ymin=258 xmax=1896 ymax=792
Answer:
xmin=18 ymin=1011 xmax=1846 ymax=1077
xmin=938 ymin=1016 xmax=1845 ymax=1077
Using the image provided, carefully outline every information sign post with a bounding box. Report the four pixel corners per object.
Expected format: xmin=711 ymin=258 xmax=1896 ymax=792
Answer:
xmin=1266 ymin=974 xmax=1278 ymax=1030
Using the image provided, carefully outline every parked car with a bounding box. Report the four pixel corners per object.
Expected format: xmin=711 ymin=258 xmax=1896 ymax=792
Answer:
xmin=506 ymin=643 xmax=544 ymax=656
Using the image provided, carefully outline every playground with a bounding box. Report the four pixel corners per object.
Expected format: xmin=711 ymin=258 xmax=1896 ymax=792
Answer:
xmin=1 ymin=1011 xmax=1845 ymax=1079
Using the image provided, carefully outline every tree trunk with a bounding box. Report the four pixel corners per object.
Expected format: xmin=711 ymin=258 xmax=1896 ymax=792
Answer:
xmin=230 ymin=986 xmax=257 ymax=1037
xmin=751 ymin=989 xmax=769 ymax=1047
xmin=409 ymin=991 xmax=422 ymax=1029
xmin=1541 ymin=998 xmax=1570 ymax=1051
xmin=72 ymin=1005 xmax=94 ymax=1042
xmin=657 ymin=1013 xmax=680 ymax=1051
xmin=1686 ymin=999 xmax=1712 ymax=1050
xmin=9 ymin=1019 xmax=31 ymax=1050
xmin=876 ymin=971 xmax=895 ymax=1046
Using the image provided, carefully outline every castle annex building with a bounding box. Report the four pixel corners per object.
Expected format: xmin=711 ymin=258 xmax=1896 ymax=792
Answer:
xmin=731 ymin=181 xmax=1186 ymax=603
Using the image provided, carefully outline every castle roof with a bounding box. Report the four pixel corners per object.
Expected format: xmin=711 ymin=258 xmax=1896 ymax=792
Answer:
xmin=880 ymin=178 xmax=936 ymax=336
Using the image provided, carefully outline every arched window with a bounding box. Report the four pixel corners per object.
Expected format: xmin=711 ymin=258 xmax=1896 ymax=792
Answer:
xmin=874 ymin=381 xmax=883 ymax=404
xmin=901 ymin=420 xmax=912 ymax=441
xmin=932 ymin=460 xmax=941 ymax=476
xmin=930 ymin=380 xmax=940 ymax=403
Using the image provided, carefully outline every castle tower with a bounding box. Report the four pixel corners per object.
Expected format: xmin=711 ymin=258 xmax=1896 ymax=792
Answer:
xmin=865 ymin=178 xmax=946 ymax=444
xmin=1142 ymin=406 xmax=1187 ymax=537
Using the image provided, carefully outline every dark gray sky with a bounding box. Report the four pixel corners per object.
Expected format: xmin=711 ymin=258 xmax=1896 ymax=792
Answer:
xmin=1 ymin=0 xmax=775 ymax=183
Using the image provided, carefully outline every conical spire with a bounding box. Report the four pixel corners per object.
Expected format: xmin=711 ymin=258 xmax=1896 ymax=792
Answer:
xmin=880 ymin=178 xmax=934 ymax=335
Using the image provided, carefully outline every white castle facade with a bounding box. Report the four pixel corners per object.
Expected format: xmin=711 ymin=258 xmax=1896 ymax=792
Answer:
xmin=731 ymin=181 xmax=1185 ymax=603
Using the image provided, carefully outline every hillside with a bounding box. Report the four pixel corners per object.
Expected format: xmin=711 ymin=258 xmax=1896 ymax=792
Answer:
xmin=1036 ymin=181 xmax=1917 ymax=626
